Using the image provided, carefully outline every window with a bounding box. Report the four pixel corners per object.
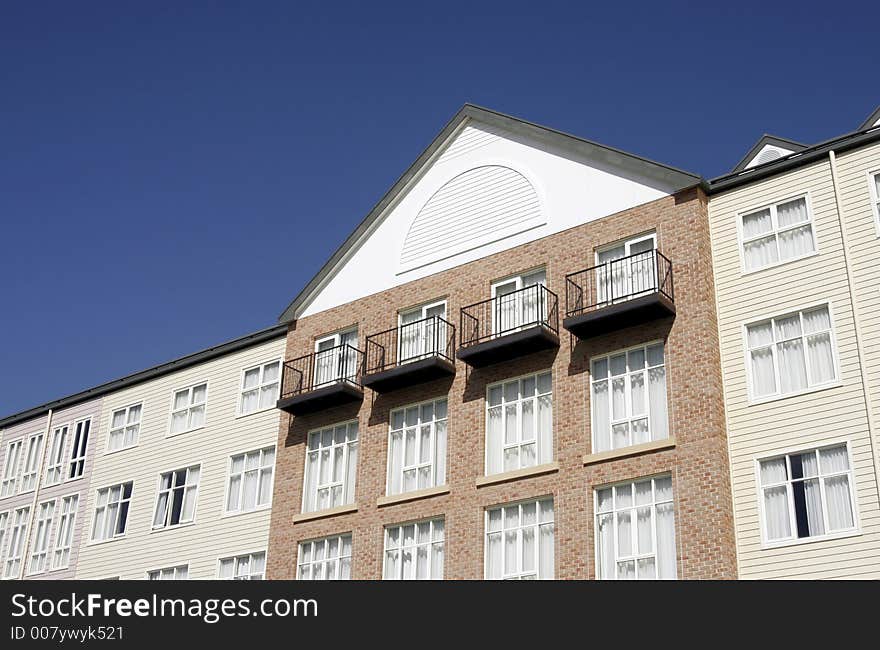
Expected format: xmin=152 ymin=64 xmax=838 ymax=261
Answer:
xmin=491 ymin=268 xmax=546 ymax=335
xmin=239 ymin=360 xmax=281 ymax=415
xmin=20 ymin=433 xmax=44 ymax=493
xmin=148 ymin=565 xmax=189 ymax=580
xmin=383 ymin=519 xmax=444 ymax=580
xmin=169 ymin=383 xmax=207 ymax=434
xmin=591 ymin=343 xmax=668 ymax=453
xmin=1 ymin=440 xmax=23 ymax=497
xmin=108 ymin=404 xmax=142 ymax=452
xmin=4 ymin=506 xmax=30 ymax=579
xmin=314 ymin=329 xmax=359 ymax=386
xmin=595 ymin=476 xmax=677 ymax=580
xmin=740 ymin=196 xmax=815 ymax=271
xmin=387 ymin=398 xmax=447 ymax=495
xmin=398 ymin=301 xmax=447 ymax=362
xmin=871 ymin=172 xmax=880 ymax=230
xmin=596 ymin=233 xmax=657 ymax=304
xmin=485 ymin=498 xmax=554 ymax=579
xmin=758 ymin=444 xmax=856 ymax=544
xmin=0 ymin=512 xmax=8 ymax=570
xmin=91 ymin=482 xmax=132 ymax=542
xmin=219 ymin=552 xmax=266 ymax=580
xmin=68 ymin=419 xmax=90 ymax=480
xmin=297 ymin=534 xmax=352 ymax=580
xmin=226 ymin=447 xmax=275 ymax=513
xmin=486 ymin=372 xmax=552 ymax=474
xmin=52 ymin=495 xmax=79 ymax=570
xmin=302 ymin=421 xmax=358 ymax=513
xmin=27 ymin=499 xmax=56 ymax=575
xmin=45 ymin=425 xmax=68 ymax=485
xmin=153 ymin=466 xmax=200 ymax=529
xmin=746 ymin=305 xmax=837 ymax=400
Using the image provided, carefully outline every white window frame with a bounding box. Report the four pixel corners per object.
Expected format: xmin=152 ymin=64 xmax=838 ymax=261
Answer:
xmin=742 ymin=301 xmax=841 ymax=404
xmin=20 ymin=432 xmax=44 ymax=493
xmin=484 ymin=497 xmax=554 ymax=580
xmin=225 ymin=446 xmax=275 ymax=514
xmin=755 ymin=441 xmax=860 ymax=548
xmin=314 ymin=328 xmax=359 ymax=386
xmin=383 ymin=518 xmax=445 ymax=580
xmin=152 ymin=465 xmax=201 ymax=530
xmin=168 ymin=382 xmax=208 ymax=436
xmin=90 ymin=481 xmax=133 ymax=543
xmin=147 ymin=564 xmax=189 ymax=580
xmin=0 ymin=511 xmax=8 ymax=573
xmin=736 ymin=193 xmax=818 ymax=274
xmin=26 ymin=498 xmax=56 ymax=576
xmin=868 ymin=170 xmax=880 ymax=237
xmin=218 ymin=551 xmax=266 ymax=580
xmin=51 ymin=493 xmax=79 ymax=571
xmin=3 ymin=506 xmax=30 ymax=579
xmin=237 ymin=359 xmax=282 ymax=416
xmin=590 ymin=341 xmax=669 ymax=453
xmin=490 ymin=267 xmax=547 ymax=336
xmin=68 ymin=418 xmax=91 ymax=480
xmin=595 ymin=232 xmax=658 ymax=304
xmin=45 ymin=424 xmax=69 ymax=486
xmin=0 ymin=439 xmax=24 ymax=498
xmin=485 ymin=371 xmax=553 ymax=475
xmin=397 ymin=299 xmax=448 ymax=363
xmin=302 ymin=420 xmax=358 ymax=514
xmin=386 ymin=397 xmax=448 ymax=496
xmin=594 ymin=475 xmax=677 ymax=580
xmin=106 ymin=403 xmax=142 ymax=453
xmin=296 ymin=534 xmax=352 ymax=580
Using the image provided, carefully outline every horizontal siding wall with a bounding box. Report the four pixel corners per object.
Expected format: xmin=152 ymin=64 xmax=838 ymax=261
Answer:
xmin=835 ymin=142 xmax=880 ymax=487
xmin=708 ymin=155 xmax=880 ymax=579
xmin=74 ymin=336 xmax=286 ymax=579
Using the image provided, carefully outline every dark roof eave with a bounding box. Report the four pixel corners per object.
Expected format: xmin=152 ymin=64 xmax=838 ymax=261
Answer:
xmin=730 ymin=134 xmax=809 ymax=173
xmin=0 ymin=324 xmax=288 ymax=430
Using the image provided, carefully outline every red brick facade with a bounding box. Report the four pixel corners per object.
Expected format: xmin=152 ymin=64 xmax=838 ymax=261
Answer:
xmin=267 ymin=187 xmax=737 ymax=579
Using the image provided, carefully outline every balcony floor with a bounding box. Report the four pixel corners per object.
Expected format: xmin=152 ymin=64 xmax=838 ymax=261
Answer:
xmin=276 ymin=381 xmax=364 ymax=415
xmin=362 ymin=355 xmax=456 ymax=393
xmin=456 ymin=325 xmax=559 ymax=367
xmin=563 ymin=292 xmax=675 ymax=339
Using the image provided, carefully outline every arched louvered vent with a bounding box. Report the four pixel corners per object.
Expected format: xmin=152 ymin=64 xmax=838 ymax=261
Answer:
xmin=400 ymin=165 xmax=542 ymax=271
xmin=755 ymin=148 xmax=782 ymax=165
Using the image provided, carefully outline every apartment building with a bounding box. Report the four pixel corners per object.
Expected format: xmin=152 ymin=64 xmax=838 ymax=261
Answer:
xmin=0 ymin=325 xmax=286 ymax=580
xmin=266 ymin=105 xmax=737 ymax=580
xmin=705 ymin=108 xmax=880 ymax=578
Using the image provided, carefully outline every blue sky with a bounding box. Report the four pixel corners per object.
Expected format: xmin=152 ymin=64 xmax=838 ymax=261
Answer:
xmin=1 ymin=1 xmax=876 ymax=415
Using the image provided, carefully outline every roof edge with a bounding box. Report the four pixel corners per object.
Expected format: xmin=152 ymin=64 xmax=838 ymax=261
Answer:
xmin=0 ymin=324 xmax=288 ymax=430
xmin=858 ymin=106 xmax=880 ymax=131
xmin=730 ymin=134 xmax=808 ymax=173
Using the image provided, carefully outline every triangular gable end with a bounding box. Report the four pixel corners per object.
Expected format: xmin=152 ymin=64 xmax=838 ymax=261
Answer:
xmin=731 ymin=135 xmax=808 ymax=173
xmin=279 ymin=105 xmax=701 ymax=322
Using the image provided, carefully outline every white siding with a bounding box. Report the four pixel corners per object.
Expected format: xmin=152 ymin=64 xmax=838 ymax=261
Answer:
xmin=708 ymin=154 xmax=880 ymax=579
xmin=74 ymin=336 xmax=285 ymax=579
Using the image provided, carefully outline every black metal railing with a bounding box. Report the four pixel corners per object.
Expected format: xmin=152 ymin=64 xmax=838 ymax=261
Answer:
xmin=460 ymin=284 xmax=559 ymax=348
xmin=364 ymin=316 xmax=455 ymax=374
xmin=280 ymin=344 xmax=365 ymax=399
xmin=565 ymin=250 xmax=674 ymax=318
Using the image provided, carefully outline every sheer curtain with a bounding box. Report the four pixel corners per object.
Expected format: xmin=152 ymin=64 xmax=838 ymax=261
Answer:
xmin=803 ymin=308 xmax=835 ymax=383
xmin=760 ymin=458 xmax=791 ymax=541
xmin=486 ymin=399 xmax=502 ymax=474
xmin=821 ymin=446 xmax=854 ymax=531
xmin=748 ymin=323 xmax=777 ymax=396
xmin=776 ymin=198 xmax=814 ymax=260
xmin=648 ymin=364 xmax=668 ymax=441
xmin=742 ymin=208 xmax=778 ymax=270
xmin=775 ymin=316 xmax=807 ymax=393
xmin=538 ymin=500 xmax=554 ymax=580
xmin=537 ymin=393 xmax=552 ymax=464
xmin=591 ymin=380 xmax=610 ymax=452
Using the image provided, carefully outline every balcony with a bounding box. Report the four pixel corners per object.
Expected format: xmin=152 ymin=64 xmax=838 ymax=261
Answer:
xmin=362 ymin=316 xmax=456 ymax=393
xmin=276 ymin=345 xmax=365 ymax=415
xmin=563 ymin=250 xmax=675 ymax=339
xmin=457 ymin=284 xmax=559 ymax=367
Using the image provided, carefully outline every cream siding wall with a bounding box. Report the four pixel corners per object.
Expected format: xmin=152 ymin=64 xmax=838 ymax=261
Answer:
xmin=74 ymin=336 xmax=286 ymax=579
xmin=708 ymin=155 xmax=880 ymax=579
xmin=835 ymin=142 xmax=880 ymax=471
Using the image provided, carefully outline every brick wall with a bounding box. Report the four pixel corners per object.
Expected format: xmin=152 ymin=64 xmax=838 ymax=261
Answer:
xmin=266 ymin=188 xmax=738 ymax=579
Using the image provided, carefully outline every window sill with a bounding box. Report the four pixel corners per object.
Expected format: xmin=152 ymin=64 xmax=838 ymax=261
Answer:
xmin=739 ymin=249 xmax=819 ymax=277
xmin=476 ymin=462 xmax=559 ymax=488
xmin=292 ymin=503 xmax=358 ymax=523
xmin=150 ymin=521 xmax=196 ymax=534
xmin=86 ymin=535 xmax=127 ymax=548
xmin=234 ymin=405 xmax=278 ymax=420
xmin=377 ymin=485 xmax=450 ymax=507
xmin=220 ymin=504 xmax=272 ymax=519
xmin=583 ymin=438 xmax=676 ymax=465
xmin=166 ymin=425 xmax=206 ymax=439
xmin=749 ymin=381 xmax=843 ymax=407
xmin=104 ymin=444 xmax=139 ymax=457
xmin=761 ymin=528 xmax=861 ymax=550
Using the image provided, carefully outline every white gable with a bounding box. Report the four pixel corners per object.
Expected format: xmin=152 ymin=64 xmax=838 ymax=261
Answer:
xmin=299 ymin=120 xmax=674 ymax=318
xmin=744 ymin=143 xmax=796 ymax=169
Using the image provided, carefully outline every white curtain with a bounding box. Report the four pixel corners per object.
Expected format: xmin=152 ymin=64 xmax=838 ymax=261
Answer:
xmin=802 ymin=479 xmax=825 ymax=536
xmin=748 ymin=322 xmax=777 ymax=396
xmin=304 ymin=450 xmax=319 ymax=512
xmin=486 ymin=532 xmax=502 ymax=579
xmin=778 ymin=339 xmax=808 ymax=393
xmin=344 ymin=442 xmax=357 ymax=505
xmin=434 ymin=420 xmax=447 ymax=487
xmin=537 ymin=394 xmax=552 ymax=464
xmin=487 ymin=405 xmax=502 ymax=474
xmin=648 ymin=366 xmax=669 ymax=440
xmin=538 ymin=522 xmax=554 ymax=580
xmin=181 ymin=467 xmax=199 ymax=521
xmin=388 ymin=430 xmax=403 ymax=495
xmin=777 ymin=198 xmax=814 ymax=259
xmin=825 ymin=475 xmax=854 ymax=531
xmin=743 ymin=236 xmax=779 ymax=271
xmin=760 ymin=457 xmax=791 ymax=540
xmin=803 ymin=308 xmax=835 ymax=383
xmin=742 ymin=208 xmax=772 ymax=238
xmin=596 ymin=513 xmax=614 ymax=579
xmin=591 ymin=380 xmax=610 ymax=452
xmin=656 ymin=501 xmax=677 ymax=579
